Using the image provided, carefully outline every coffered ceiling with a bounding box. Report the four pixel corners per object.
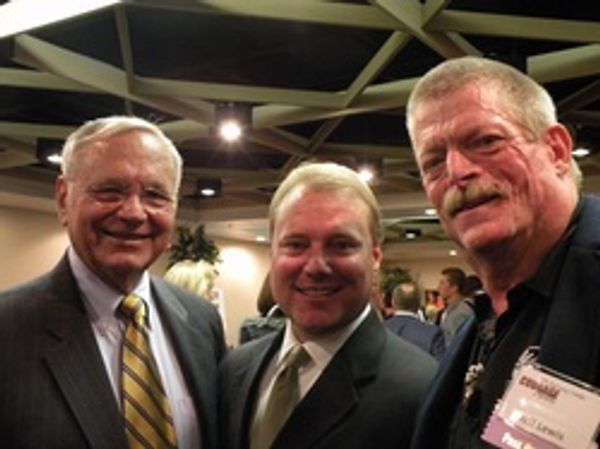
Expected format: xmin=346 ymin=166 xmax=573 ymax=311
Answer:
xmin=0 ymin=0 xmax=599 ymax=261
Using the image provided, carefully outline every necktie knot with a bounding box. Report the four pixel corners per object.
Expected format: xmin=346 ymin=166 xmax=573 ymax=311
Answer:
xmin=284 ymin=345 xmax=310 ymax=371
xmin=120 ymin=293 xmax=146 ymax=326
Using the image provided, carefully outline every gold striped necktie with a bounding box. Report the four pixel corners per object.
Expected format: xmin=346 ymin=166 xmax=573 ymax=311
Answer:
xmin=120 ymin=293 xmax=178 ymax=449
xmin=250 ymin=345 xmax=311 ymax=449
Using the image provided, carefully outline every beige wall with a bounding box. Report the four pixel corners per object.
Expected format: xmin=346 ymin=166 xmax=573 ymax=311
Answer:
xmin=0 ymin=206 xmax=69 ymax=288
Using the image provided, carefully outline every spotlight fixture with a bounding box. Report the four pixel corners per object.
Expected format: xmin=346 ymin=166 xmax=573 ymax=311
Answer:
xmin=357 ymin=166 xmax=375 ymax=183
xmin=196 ymin=179 xmax=222 ymax=198
xmin=215 ymin=102 xmax=252 ymax=143
xmin=36 ymin=138 xmax=63 ymax=168
xmin=572 ymin=147 xmax=590 ymax=158
xmin=404 ymin=229 xmax=421 ymax=240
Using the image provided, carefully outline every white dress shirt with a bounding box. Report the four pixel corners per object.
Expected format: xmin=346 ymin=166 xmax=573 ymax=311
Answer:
xmin=68 ymin=248 xmax=201 ymax=449
xmin=252 ymin=304 xmax=372 ymax=426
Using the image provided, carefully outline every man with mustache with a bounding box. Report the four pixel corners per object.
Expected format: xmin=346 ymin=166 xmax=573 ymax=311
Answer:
xmin=406 ymin=57 xmax=600 ymax=448
xmin=219 ymin=162 xmax=437 ymax=449
xmin=0 ymin=116 xmax=226 ymax=449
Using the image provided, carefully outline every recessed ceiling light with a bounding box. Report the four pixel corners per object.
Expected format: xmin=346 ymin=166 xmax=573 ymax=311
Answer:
xmin=449 ymin=249 xmax=457 ymax=256
xmin=218 ymin=120 xmax=243 ymax=142
xmin=255 ymin=235 xmax=267 ymax=242
xmin=200 ymin=188 xmax=216 ymax=197
xmin=357 ymin=167 xmax=374 ymax=183
xmin=572 ymin=147 xmax=590 ymax=158
xmin=424 ymin=208 xmax=437 ymax=216
xmin=46 ymin=153 xmax=62 ymax=166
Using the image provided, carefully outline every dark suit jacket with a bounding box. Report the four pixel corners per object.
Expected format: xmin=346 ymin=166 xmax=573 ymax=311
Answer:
xmin=385 ymin=314 xmax=445 ymax=360
xmin=0 ymin=255 xmax=226 ymax=449
xmin=219 ymin=309 xmax=437 ymax=449
xmin=411 ymin=195 xmax=600 ymax=449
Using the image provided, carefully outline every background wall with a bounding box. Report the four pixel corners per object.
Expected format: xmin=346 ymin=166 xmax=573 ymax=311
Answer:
xmin=0 ymin=204 xmax=470 ymax=346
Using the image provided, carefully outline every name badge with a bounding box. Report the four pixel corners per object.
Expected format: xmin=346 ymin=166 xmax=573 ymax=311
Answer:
xmin=482 ymin=363 xmax=600 ymax=449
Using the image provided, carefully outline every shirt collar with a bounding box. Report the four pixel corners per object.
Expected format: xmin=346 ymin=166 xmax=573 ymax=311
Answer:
xmin=278 ymin=304 xmax=372 ymax=371
xmin=392 ymin=310 xmax=420 ymax=319
xmin=68 ymin=247 xmax=151 ymax=323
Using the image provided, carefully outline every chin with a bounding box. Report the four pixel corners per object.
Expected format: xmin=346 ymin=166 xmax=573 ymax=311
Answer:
xmin=457 ymin=225 xmax=515 ymax=254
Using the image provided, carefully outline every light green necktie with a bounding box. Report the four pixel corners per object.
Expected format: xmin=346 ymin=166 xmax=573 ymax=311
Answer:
xmin=250 ymin=345 xmax=311 ymax=449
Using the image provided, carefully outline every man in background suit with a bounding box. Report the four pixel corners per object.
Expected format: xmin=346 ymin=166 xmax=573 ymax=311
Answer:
xmin=385 ymin=281 xmax=445 ymax=360
xmin=219 ymin=162 xmax=437 ymax=449
xmin=0 ymin=116 xmax=226 ymax=449
xmin=437 ymin=267 xmax=473 ymax=345
xmin=407 ymin=56 xmax=600 ymax=448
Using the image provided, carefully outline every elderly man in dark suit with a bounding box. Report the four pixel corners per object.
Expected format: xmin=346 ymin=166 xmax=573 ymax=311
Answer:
xmin=385 ymin=281 xmax=445 ymax=360
xmin=0 ymin=116 xmax=226 ymax=449
xmin=407 ymin=56 xmax=600 ymax=448
xmin=219 ymin=162 xmax=437 ymax=449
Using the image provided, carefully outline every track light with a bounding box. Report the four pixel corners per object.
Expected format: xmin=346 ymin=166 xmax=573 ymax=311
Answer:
xmin=215 ymin=102 xmax=252 ymax=142
xmin=196 ymin=179 xmax=222 ymax=198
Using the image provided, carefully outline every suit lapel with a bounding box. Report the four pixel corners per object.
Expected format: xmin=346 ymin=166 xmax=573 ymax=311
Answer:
xmin=235 ymin=333 xmax=283 ymax=449
xmin=273 ymin=311 xmax=383 ymax=449
xmin=539 ymin=245 xmax=600 ymax=382
xmin=43 ymin=257 xmax=127 ymax=449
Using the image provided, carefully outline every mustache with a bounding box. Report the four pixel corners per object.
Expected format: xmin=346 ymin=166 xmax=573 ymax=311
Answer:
xmin=442 ymin=182 xmax=508 ymax=217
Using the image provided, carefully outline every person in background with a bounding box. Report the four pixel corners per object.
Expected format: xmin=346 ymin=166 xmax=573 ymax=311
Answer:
xmin=164 ymin=259 xmax=218 ymax=299
xmin=219 ymin=162 xmax=437 ymax=449
xmin=0 ymin=116 xmax=226 ymax=449
xmin=423 ymin=288 xmax=444 ymax=323
xmin=437 ymin=266 xmax=474 ymax=345
xmin=239 ymin=272 xmax=286 ymax=344
xmin=385 ymin=281 xmax=445 ymax=360
xmin=407 ymin=56 xmax=600 ymax=449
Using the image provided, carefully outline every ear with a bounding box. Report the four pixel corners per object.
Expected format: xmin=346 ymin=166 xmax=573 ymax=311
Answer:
xmin=372 ymin=244 xmax=383 ymax=270
xmin=542 ymin=124 xmax=573 ymax=177
xmin=55 ymin=175 xmax=69 ymax=227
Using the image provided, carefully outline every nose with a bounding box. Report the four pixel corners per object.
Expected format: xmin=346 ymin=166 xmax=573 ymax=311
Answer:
xmin=116 ymin=194 xmax=147 ymax=224
xmin=446 ymin=148 xmax=478 ymax=186
xmin=303 ymin=248 xmax=332 ymax=277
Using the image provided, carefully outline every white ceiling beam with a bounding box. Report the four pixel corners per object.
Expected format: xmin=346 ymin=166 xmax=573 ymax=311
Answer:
xmin=373 ymin=0 xmax=470 ymax=58
xmin=13 ymin=34 xmax=215 ymax=124
xmin=0 ymin=121 xmax=75 ymax=139
xmin=0 ymin=68 xmax=96 ymax=92
xmin=430 ymin=11 xmax=600 ymax=43
xmin=0 ymin=0 xmax=120 ymax=39
xmin=0 ymin=150 xmax=38 ymax=169
xmin=133 ymin=77 xmax=344 ymax=108
xmin=114 ymin=5 xmax=135 ymax=114
xmin=253 ymin=77 xmax=417 ymax=128
xmin=343 ymin=31 xmax=413 ymax=108
xmin=528 ymin=45 xmax=600 ymax=83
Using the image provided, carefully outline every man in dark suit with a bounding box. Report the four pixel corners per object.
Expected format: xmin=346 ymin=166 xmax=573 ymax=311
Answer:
xmin=385 ymin=281 xmax=445 ymax=360
xmin=219 ymin=162 xmax=437 ymax=449
xmin=0 ymin=116 xmax=226 ymax=449
xmin=406 ymin=56 xmax=600 ymax=448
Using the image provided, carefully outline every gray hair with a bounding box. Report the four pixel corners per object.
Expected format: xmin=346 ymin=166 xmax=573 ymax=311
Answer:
xmin=406 ymin=56 xmax=581 ymax=187
xmin=61 ymin=115 xmax=183 ymax=192
xmin=269 ymin=162 xmax=383 ymax=245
